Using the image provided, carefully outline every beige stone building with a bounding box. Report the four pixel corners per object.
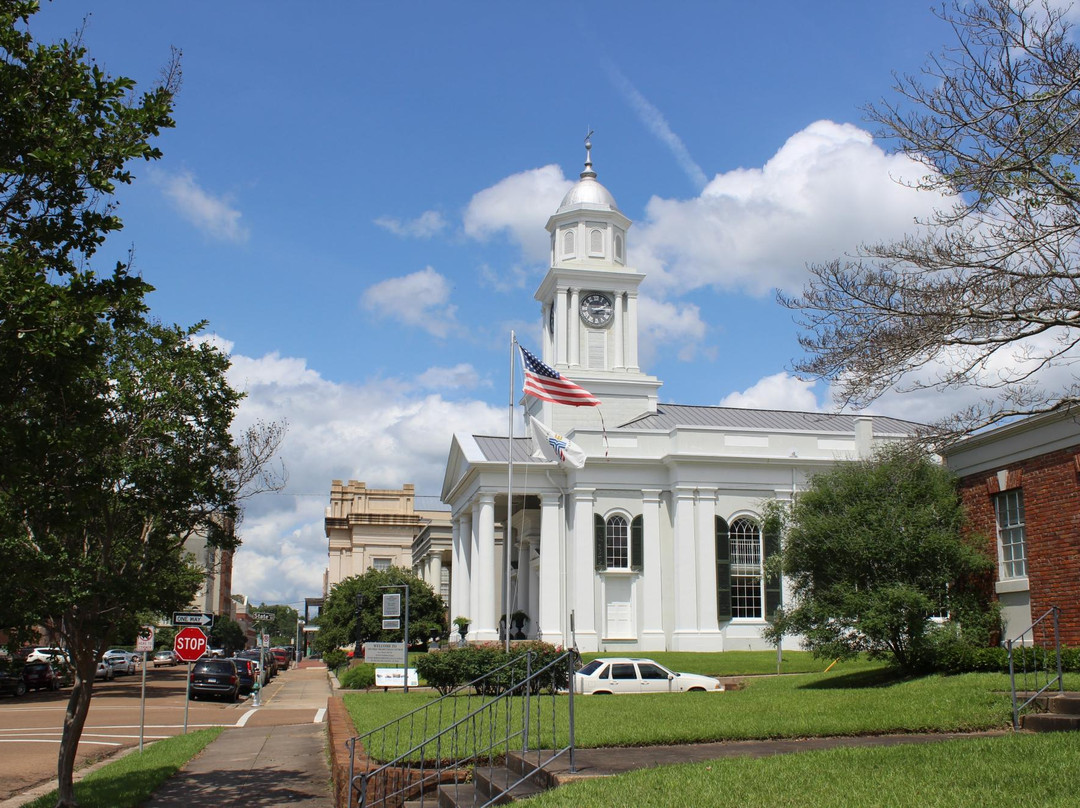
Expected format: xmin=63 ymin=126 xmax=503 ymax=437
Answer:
xmin=324 ymin=481 xmax=451 ymax=603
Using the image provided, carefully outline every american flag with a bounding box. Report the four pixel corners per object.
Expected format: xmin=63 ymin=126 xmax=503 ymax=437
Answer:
xmin=519 ymin=345 xmax=600 ymax=407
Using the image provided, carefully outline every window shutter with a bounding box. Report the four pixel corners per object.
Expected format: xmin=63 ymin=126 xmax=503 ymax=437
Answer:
xmin=594 ymin=514 xmax=606 ymax=571
xmin=630 ymin=515 xmax=643 ymax=572
xmin=764 ymin=528 xmax=782 ymax=620
xmin=715 ymin=517 xmax=731 ymax=622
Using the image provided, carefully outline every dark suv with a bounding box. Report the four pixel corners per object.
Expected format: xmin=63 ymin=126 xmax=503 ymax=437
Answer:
xmin=189 ymin=659 xmax=239 ymax=701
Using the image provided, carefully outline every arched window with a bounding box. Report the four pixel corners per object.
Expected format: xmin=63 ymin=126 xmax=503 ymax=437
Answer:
xmin=605 ymin=515 xmax=629 ymax=569
xmin=594 ymin=514 xmax=644 ymax=572
xmin=614 ymin=232 xmax=624 ymax=261
xmin=589 ymin=228 xmax=604 ymax=255
xmin=563 ymin=229 xmax=575 ymax=257
xmin=716 ymin=516 xmax=781 ymax=621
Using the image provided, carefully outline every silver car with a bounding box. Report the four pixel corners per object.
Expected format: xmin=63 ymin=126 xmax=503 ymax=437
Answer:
xmin=102 ymin=650 xmax=136 ymax=675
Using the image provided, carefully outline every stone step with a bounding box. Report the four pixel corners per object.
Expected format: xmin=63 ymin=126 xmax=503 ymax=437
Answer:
xmin=473 ymin=764 xmax=549 ymax=804
xmin=1045 ymin=693 xmax=1080 ymax=715
xmin=1022 ymin=713 xmax=1080 ymax=732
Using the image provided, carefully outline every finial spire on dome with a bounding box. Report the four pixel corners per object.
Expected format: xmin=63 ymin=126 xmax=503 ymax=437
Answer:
xmin=581 ymin=129 xmax=597 ymax=179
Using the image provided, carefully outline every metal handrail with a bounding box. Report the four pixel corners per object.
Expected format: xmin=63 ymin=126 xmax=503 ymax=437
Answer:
xmin=1007 ymin=606 xmax=1063 ymax=730
xmin=346 ymin=650 xmax=576 ymax=808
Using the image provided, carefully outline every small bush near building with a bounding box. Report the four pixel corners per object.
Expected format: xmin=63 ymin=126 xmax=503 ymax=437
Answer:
xmin=339 ymin=663 xmax=375 ymax=690
xmin=414 ymin=642 xmax=569 ymax=696
xmin=322 ymin=649 xmax=347 ymax=671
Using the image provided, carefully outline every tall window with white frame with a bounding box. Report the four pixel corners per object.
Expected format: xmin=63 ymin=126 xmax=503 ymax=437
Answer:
xmin=729 ymin=518 xmax=762 ymax=618
xmin=605 ymin=515 xmax=629 ymax=570
xmin=994 ymin=489 xmax=1027 ymax=579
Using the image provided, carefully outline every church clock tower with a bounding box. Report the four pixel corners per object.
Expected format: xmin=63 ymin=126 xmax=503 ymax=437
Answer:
xmin=531 ymin=139 xmax=661 ymax=434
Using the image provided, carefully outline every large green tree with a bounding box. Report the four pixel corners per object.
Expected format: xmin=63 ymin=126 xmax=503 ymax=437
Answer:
xmin=781 ymin=0 xmax=1080 ymax=440
xmin=314 ymin=567 xmax=447 ymax=657
xmin=253 ymin=602 xmax=300 ymax=646
xmin=0 ymin=4 xmax=284 ymax=804
xmin=765 ymin=447 xmax=995 ymax=673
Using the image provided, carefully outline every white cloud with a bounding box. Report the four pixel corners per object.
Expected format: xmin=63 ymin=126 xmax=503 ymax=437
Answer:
xmin=224 ymin=348 xmax=506 ymax=608
xmin=153 ymin=169 xmax=249 ymax=243
xmin=463 ymin=165 xmax=573 ymax=262
xmin=633 ymin=120 xmax=952 ymax=296
xmin=478 ymin=263 xmax=530 ymax=293
xmin=637 ymin=296 xmax=707 ymax=363
xmin=360 ymin=266 xmax=458 ymax=338
xmin=604 ymin=63 xmax=707 ymax=191
xmin=374 ymin=210 xmax=448 ymax=239
xmin=720 ymin=372 xmax=824 ymax=411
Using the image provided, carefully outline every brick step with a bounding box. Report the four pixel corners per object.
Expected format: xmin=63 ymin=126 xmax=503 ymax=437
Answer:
xmin=1022 ymin=713 xmax=1080 ymax=732
xmin=1033 ymin=693 xmax=1080 ymax=715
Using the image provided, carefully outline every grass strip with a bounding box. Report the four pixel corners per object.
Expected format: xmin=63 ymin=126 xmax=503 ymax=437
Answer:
xmin=519 ymin=732 xmax=1080 ymax=807
xmin=578 ymin=650 xmax=881 ymax=677
xmin=21 ymin=727 xmax=223 ymax=808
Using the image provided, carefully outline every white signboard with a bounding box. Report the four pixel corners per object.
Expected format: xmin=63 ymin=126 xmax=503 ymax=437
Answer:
xmin=364 ymin=641 xmax=406 ymax=664
xmin=375 ymin=667 xmax=418 ymax=687
xmin=382 ymin=593 xmax=401 ymax=617
xmin=135 ymin=625 xmax=155 ymax=653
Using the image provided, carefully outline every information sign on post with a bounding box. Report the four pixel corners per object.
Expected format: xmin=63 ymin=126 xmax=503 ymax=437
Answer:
xmin=382 ymin=593 xmax=400 ymax=617
xmin=135 ymin=625 xmax=155 ymax=653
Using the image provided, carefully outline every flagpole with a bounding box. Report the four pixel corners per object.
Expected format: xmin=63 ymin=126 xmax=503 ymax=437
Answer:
xmin=506 ymin=331 xmax=516 ymax=653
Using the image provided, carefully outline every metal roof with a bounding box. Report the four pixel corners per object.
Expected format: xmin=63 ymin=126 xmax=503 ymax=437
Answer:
xmin=620 ymin=404 xmax=923 ymax=435
xmin=473 ymin=435 xmax=545 ymax=464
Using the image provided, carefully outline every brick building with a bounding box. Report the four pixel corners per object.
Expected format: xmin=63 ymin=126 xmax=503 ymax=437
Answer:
xmin=943 ymin=410 xmax=1080 ymax=645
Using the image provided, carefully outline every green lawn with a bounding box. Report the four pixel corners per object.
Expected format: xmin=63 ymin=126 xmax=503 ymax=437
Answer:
xmin=519 ymin=732 xmax=1080 ymax=807
xmin=578 ymin=649 xmax=879 ymax=677
xmin=21 ymin=728 xmax=222 ymax=808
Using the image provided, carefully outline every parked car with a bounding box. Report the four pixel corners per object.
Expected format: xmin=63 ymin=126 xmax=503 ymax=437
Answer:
xmin=19 ymin=647 xmax=68 ymax=665
xmin=189 ymin=658 xmax=239 ymax=701
xmin=573 ymin=658 xmax=724 ymax=695
xmin=270 ymin=647 xmax=290 ymax=671
xmin=22 ymin=662 xmax=63 ymax=692
xmin=235 ymin=650 xmax=269 ymax=686
xmin=94 ymin=660 xmax=115 ymax=681
xmin=151 ymin=650 xmax=177 ymax=667
xmin=0 ymin=666 xmax=27 ymax=697
xmin=102 ymin=650 xmax=136 ymax=675
xmin=228 ymin=658 xmax=257 ymax=695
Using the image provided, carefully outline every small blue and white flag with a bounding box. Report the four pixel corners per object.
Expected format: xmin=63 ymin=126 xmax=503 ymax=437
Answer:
xmin=529 ymin=416 xmax=587 ymax=469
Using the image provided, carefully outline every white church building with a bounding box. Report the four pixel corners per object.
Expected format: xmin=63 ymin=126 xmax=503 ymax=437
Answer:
xmin=440 ymin=144 xmax=920 ymax=653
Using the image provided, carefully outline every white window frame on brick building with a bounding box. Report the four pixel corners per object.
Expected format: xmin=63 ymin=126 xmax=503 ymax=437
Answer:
xmin=994 ymin=489 xmax=1027 ymax=580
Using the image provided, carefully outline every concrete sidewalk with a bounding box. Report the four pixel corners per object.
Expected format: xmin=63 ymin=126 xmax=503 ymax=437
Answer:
xmin=142 ymin=661 xmax=334 ymax=808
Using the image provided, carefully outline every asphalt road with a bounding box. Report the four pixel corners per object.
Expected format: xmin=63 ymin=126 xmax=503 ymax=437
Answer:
xmin=0 ymin=662 xmax=319 ymax=801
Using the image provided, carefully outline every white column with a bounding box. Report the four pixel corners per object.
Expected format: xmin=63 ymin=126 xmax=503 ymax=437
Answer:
xmin=695 ymin=489 xmax=721 ymax=638
xmin=430 ymin=553 xmax=443 ymax=608
xmin=640 ymin=489 xmax=665 ymax=649
xmin=613 ymin=291 xmax=624 ymax=370
xmin=569 ymin=288 xmax=581 ymax=368
xmin=538 ymin=492 xmax=563 ymax=645
xmin=516 ymin=539 xmax=531 ymax=616
xmin=458 ymin=511 xmax=473 ymax=627
xmin=543 ymin=304 xmax=553 ymax=363
xmin=671 ymin=487 xmax=698 ymax=649
xmin=555 ymin=287 xmax=569 ymax=366
xmin=626 ymin=293 xmax=640 ymax=372
xmin=476 ymin=493 xmax=497 ymax=641
xmin=572 ymin=488 xmax=597 ymax=650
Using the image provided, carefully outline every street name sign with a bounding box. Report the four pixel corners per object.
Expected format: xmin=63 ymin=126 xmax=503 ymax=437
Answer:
xmin=173 ymin=611 xmax=214 ymax=628
xmin=174 ymin=627 xmax=208 ymax=662
xmin=254 ymin=612 xmax=275 ymax=621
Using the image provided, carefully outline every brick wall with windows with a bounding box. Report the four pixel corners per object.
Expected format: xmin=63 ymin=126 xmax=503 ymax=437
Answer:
xmin=954 ymin=445 xmax=1080 ymax=645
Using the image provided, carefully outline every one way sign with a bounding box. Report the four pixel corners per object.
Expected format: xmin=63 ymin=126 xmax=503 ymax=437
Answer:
xmin=173 ymin=611 xmax=214 ymax=628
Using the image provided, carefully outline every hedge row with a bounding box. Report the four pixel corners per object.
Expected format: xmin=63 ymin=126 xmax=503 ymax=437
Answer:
xmin=413 ymin=642 xmax=571 ymax=696
xmin=931 ymin=641 xmax=1080 ymax=675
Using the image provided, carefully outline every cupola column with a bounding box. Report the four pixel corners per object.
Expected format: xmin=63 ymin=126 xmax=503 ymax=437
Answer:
xmin=626 ymin=293 xmax=640 ymax=372
xmin=569 ymin=288 xmax=581 ymax=367
xmin=613 ymin=291 xmax=625 ymax=370
xmin=555 ymin=288 xmax=569 ymax=366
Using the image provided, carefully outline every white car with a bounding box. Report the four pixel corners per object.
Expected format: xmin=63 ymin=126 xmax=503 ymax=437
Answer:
xmin=574 ymin=657 xmax=724 ymax=695
xmin=94 ymin=661 xmax=115 ymax=681
xmin=22 ymin=647 xmax=68 ymax=665
xmin=102 ymin=650 xmax=136 ymax=675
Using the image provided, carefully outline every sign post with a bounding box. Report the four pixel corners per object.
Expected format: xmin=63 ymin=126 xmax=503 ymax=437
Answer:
xmin=136 ymin=626 xmax=154 ymax=752
xmin=380 ymin=585 xmax=410 ymax=693
xmin=174 ymin=627 xmax=207 ymax=733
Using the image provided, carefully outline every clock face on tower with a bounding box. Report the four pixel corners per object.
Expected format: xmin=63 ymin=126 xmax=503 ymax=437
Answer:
xmin=580 ymin=292 xmax=614 ymax=327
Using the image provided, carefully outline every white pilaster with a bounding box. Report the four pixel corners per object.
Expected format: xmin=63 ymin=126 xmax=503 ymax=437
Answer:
xmin=639 ymin=489 xmax=665 ymax=649
xmin=516 ymin=539 xmax=531 ymax=615
xmin=430 ymin=553 xmax=443 ymax=610
xmin=569 ymin=288 xmax=581 ymax=368
xmin=555 ymin=288 xmax=568 ymax=366
xmin=538 ymin=492 xmax=563 ymax=646
xmin=626 ymin=293 xmax=640 ymax=372
xmin=476 ymin=493 xmax=497 ymax=641
xmin=572 ymin=488 xmax=597 ymax=650
xmin=459 ymin=511 xmax=473 ymax=628
xmin=695 ymin=489 xmax=722 ymax=640
xmin=613 ymin=291 xmax=624 ymax=370
xmin=672 ymin=487 xmax=699 ymax=649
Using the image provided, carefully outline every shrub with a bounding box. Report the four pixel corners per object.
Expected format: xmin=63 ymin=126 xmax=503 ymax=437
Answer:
xmin=323 ymin=649 xmax=347 ymax=671
xmin=413 ymin=642 xmax=569 ymax=696
xmin=339 ymin=663 xmax=375 ymax=689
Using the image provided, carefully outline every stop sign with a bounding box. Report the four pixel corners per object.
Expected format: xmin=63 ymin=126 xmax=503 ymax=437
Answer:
xmin=174 ymin=627 xmax=208 ymax=662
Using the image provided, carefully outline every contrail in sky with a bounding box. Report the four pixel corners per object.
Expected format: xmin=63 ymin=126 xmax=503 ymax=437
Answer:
xmin=604 ymin=62 xmax=709 ymax=192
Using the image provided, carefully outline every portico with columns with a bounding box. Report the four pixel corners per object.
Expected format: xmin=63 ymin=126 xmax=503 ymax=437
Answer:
xmin=440 ymin=143 xmax=922 ymax=652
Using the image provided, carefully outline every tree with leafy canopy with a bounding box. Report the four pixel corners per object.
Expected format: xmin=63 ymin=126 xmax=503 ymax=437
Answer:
xmin=253 ymin=602 xmax=300 ymax=646
xmin=314 ymin=567 xmax=447 ymax=657
xmin=209 ymin=615 xmax=247 ymax=656
xmin=764 ymin=447 xmax=995 ymax=674
xmin=0 ymin=4 xmax=284 ymax=805
xmin=781 ymin=0 xmax=1080 ymax=441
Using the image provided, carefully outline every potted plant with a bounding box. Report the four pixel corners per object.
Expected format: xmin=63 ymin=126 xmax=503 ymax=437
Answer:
xmin=453 ymin=615 xmax=470 ymax=640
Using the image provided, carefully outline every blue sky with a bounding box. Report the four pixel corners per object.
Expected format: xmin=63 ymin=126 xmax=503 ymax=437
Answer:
xmin=27 ymin=2 xmax=1005 ymax=608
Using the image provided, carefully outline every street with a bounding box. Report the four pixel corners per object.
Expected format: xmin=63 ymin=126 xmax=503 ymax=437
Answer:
xmin=0 ymin=662 xmax=328 ymax=801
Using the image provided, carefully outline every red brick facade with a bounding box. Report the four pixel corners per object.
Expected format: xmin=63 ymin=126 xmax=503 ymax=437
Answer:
xmin=954 ymin=445 xmax=1080 ymax=646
